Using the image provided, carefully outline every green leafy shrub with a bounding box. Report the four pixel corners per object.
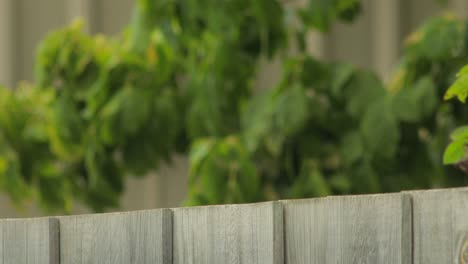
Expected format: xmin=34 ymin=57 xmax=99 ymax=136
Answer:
xmin=1 ymin=0 xmax=467 ymax=212
xmin=443 ymin=65 xmax=468 ymax=170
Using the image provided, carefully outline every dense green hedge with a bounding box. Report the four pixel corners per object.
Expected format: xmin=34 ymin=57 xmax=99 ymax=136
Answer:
xmin=0 ymin=0 xmax=467 ymax=212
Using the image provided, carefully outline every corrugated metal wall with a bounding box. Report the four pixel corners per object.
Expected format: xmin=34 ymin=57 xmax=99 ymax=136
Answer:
xmin=0 ymin=0 xmax=466 ymax=217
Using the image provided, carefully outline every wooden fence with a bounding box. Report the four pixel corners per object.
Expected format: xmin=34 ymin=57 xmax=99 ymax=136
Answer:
xmin=1 ymin=187 xmax=468 ymax=263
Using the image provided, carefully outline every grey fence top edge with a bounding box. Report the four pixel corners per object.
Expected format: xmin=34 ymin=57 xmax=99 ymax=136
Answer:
xmin=402 ymin=186 xmax=468 ymax=194
xmin=171 ymin=200 xmax=279 ymax=212
xmin=57 ymin=207 xmax=172 ymax=220
xmin=0 ymin=207 xmax=171 ymax=221
xmin=2 ymin=187 xmax=468 ymax=220
xmin=279 ymin=190 xmax=404 ymax=204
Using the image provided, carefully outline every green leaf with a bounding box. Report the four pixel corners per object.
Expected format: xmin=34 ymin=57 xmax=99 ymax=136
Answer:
xmin=458 ymin=65 xmax=468 ymax=76
xmin=331 ymin=63 xmax=354 ymax=97
xmin=186 ymin=136 xmax=260 ymax=205
xmin=351 ymin=160 xmax=380 ymax=193
xmin=361 ymin=97 xmax=400 ymax=159
xmin=48 ymin=94 xmax=84 ymax=161
xmin=189 ymin=138 xmax=214 ymax=181
xmin=346 ymin=71 xmax=386 ymax=118
xmin=392 ymin=77 xmax=437 ymax=122
xmin=307 ymin=168 xmax=330 ymax=197
xmin=289 ymin=160 xmax=331 ymax=198
xmin=340 ymin=131 xmax=364 ymax=166
xmin=450 ymin=126 xmax=468 ymax=141
xmin=405 ymin=15 xmax=463 ymax=61
xmin=242 ymin=84 xmax=309 ymax=155
xmin=299 ymin=0 xmax=361 ymax=32
xmin=443 ymin=140 xmax=467 ymax=164
xmin=329 ymin=173 xmax=351 ymax=192
xmin=445 ymin=65 xmax=468 ymax=103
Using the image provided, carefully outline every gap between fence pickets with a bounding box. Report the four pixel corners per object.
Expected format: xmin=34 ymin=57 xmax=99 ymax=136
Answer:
xmin=401 ymin=193 xmax=413 ymax=264
xmin=49 ymin=218 xmax=60 ymax=264
xmin=1 ymin=187 xmax=468 ymax=264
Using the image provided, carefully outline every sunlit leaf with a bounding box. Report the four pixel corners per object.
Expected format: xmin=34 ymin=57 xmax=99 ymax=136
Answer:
xmin=443 ymin=140 xmax=467 ymax=164
xmin=445 ymin=65 xmax=468 ymax=102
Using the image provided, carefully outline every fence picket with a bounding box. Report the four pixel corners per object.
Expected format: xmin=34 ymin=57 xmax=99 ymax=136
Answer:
xmin=0 ymin=218 xmax=59 ymax=264
xmin=409 ymin=188 xmax=468 ymax=264
xmin=282 ymin=193 xmax=412 ymax=264
xmin=173 ymin=202 xmax=283 ymax=264
xmin=58 ymin=209 xmax=172 ymax=263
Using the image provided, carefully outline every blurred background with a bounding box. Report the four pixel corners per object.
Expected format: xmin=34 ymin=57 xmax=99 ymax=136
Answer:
xmin=0 ymin=0 xmax=467 ymax=217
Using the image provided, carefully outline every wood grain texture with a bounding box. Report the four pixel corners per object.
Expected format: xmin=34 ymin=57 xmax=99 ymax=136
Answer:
xmin=0 ymin=217 xmax=59 ymax=264
xmin=59 ymin=209 xmax=172 ymax=264
xmin=283 ymin=193 xmax=412 ymax=264
xmin=409 ymin=187 xmax=468 ymax=264
xmin=173 ymin=202 xmax=283 ymax=264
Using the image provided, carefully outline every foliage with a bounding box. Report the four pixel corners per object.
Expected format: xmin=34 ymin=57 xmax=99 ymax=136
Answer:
xmin=443 ymin=66 xmax=468 ymax=167
xmin=1 ymin=0 xmax=467 ymax=212
xmin=299 ymin=0 xmax=361 ymax=32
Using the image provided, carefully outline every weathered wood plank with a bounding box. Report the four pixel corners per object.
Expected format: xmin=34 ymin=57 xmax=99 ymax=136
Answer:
xmin=59 ymin=209 xmax=172 ymax=264
xmin=0 ymin=224 xmax=2 ymax=264
xmin=0 ymin=217 xmax=59 ymax=264
xmin=173 ymin=202 xmax=283 ymax=264
xmin=409 ymin=187 xmax=468 ymax=264
xmin=283 ymin=193 xmax=412 ymax=264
